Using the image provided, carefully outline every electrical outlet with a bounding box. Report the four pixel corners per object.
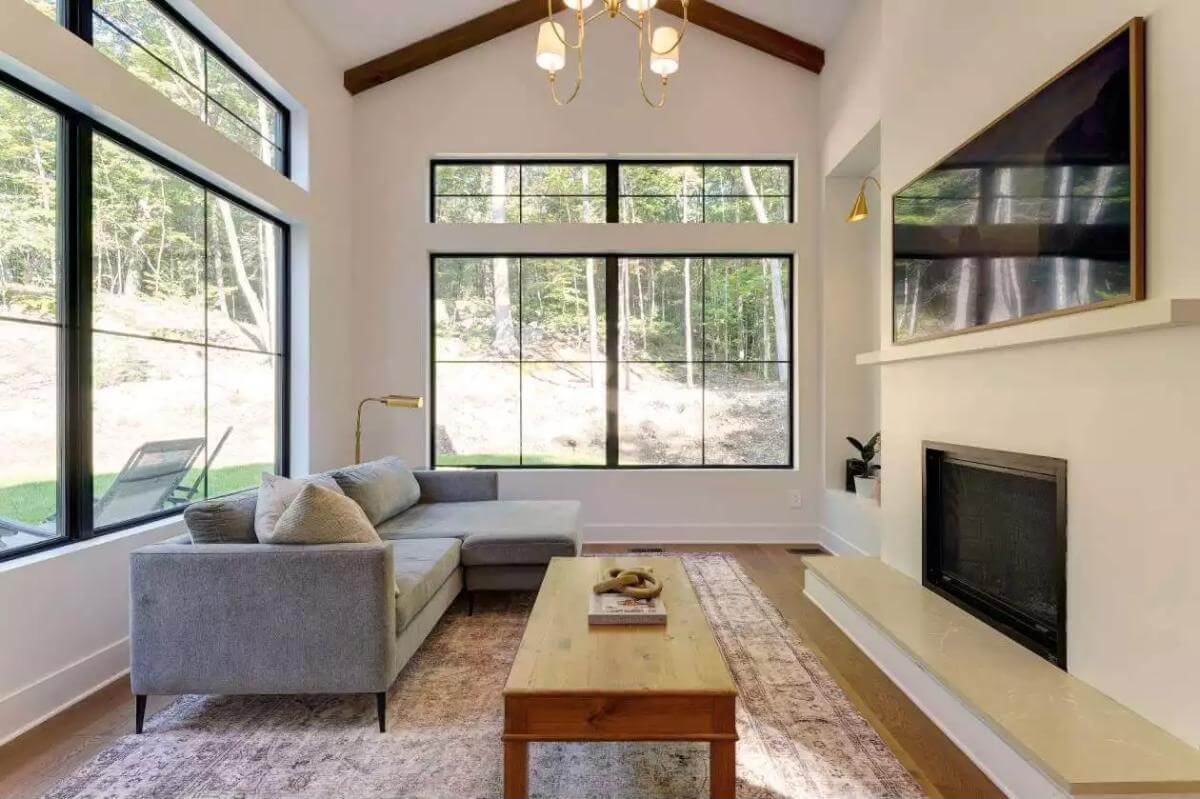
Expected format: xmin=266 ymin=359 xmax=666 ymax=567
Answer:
xmin=788 ymin=490 xmax=803 ymax=509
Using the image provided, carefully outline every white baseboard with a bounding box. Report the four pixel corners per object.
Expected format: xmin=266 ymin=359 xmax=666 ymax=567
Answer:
xmin=582 ymin=522 xmax=822 ymax=545
xmin=819 ymin=525 xmax=872 ymax=556
xmin=0 ymin=637 xmax=130 ymax=747
xmin=804 ymin=574 xmax=1070 ymax=799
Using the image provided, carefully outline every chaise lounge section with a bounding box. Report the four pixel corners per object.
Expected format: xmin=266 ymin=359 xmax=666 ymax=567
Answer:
xmin=129 ymin=464 xmax=579 ymax=733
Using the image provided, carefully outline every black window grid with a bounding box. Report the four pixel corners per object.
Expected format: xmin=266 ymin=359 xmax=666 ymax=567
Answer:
xmin=0 ymin=68 xmax=290 ymax=565
xmin=430 ymin=253 xmax=794 ymax=471
xmin=430 ymin=159 xmax=795 ymax=224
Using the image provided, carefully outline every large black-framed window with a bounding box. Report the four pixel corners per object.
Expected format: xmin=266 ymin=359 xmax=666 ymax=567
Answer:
xmin=26 ymin=0 xmax=290 ymax=175
xmin=430 ymin=160 xmax=794 ymax=225
xmin=431 ymin=254 xmax=793 ymax=470
xmin=0 ymin=70 xmax=289 ymax=563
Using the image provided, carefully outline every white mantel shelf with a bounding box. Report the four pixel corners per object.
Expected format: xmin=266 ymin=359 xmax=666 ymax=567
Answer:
xmin=857 ymin=298 xmax=1200 ymax=365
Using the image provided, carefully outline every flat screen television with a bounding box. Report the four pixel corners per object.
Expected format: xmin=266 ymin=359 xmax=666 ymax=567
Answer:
xmin=892 ymin=19 xmax=1145 ymax=344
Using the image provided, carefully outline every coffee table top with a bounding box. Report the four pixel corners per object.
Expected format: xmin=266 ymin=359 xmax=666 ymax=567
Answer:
xmin=504 ymin=556 xmax=737 ymax=697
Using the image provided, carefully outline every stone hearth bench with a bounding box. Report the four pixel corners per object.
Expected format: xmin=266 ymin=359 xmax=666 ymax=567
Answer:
xmin=803 ymin=555 xmax=1200 ymax=799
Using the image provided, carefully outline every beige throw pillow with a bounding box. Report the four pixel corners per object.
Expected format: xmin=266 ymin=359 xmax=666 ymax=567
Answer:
xmin=262 ymin=483 xmax=383 ymax=546
xmin=255 ymin=472 xmax=344 ymax=541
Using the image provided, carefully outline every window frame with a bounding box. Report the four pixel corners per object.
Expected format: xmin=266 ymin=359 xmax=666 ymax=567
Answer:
xmin=67 ymin=0 xmax=291 ymax=177
xmin=429 ymin=252 xmax=794 ymax=471
xmin=429 ymin=159 xmax=796 ymax=224
xmin=0 ymin=68 xmax=290 ymax=564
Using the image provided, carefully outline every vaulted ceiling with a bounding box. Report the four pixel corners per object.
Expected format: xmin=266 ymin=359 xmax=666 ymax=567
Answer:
xmin=288 ymin=0 xmax=855 ymax=72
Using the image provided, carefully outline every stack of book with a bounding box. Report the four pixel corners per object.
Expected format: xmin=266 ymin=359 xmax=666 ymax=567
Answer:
xmin=588 ymin=592 xmax=667 ymax=626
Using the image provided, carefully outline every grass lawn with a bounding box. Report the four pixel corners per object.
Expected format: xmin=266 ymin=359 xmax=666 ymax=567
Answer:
xmin=0 ymin=463 xmax=269 ymax=528
xmin=436 ymin=453 xmax=599 ymax=467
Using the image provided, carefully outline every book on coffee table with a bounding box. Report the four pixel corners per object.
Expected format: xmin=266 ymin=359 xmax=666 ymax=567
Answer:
xmin=588 ymin=592 xmax=667 ymax=625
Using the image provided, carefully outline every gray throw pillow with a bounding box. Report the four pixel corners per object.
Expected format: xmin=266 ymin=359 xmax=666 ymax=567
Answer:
xmin=262 ymin=483 xmax=383 ymax=545
xmin=332 ymin=456 xmax=421 ymax=526
xmin=185 ymin=491 xmax=258 ymax=544
xmin=254 ymin=472 xmax=344 ymax=541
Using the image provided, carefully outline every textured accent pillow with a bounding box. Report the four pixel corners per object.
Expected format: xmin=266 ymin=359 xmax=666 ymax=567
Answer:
xmin=332 ymin=456 xmax=421 ymax=526
xmin=185 ymin=490 xmax=258 ymax=544
xmin=262 ymin=483 xmax=383 ymax=545
xmin=254 ymin=472 xmax=345 ymax=541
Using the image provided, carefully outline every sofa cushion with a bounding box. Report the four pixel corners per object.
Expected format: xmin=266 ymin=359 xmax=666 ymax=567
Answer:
xmin=263 ymin=484 xmax=383 ymax=546
xmin=390 ymin=538 xmax=461 ymax=630
xmin=376 ymin=500 xmax=580 ymax=567
xmin=333 ymin=457 xmax=421 ymax=526
xmin=254 ymin=472 xmax=344 ymax=540
xmin=184 ymin=490 xmax=258 ymax=544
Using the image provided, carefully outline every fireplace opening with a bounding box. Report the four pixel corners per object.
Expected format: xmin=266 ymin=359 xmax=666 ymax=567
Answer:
xmin=923 ymin=442 xmax=1067 ymax=667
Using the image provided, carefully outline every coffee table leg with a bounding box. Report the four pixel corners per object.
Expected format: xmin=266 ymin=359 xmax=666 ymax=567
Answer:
xmin=504 ymin=740 xmax=529 ymax=799
xmin=710 ymin=740 xmax=735 ymax=798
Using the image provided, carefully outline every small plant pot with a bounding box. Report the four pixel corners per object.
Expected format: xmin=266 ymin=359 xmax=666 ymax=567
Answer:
xmin=854 ymin=475 xmax=878 ymax=502
xmin=845 ymin=459 xmax=869 ymax=491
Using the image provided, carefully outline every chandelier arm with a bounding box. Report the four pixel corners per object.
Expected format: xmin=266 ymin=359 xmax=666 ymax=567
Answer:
xmin=545 ymin=1 xmax=585 ymax=50
xmin=636 ymin=26 xmax=668 ymax=108
xmin=549 ymin=53 xmax=584 ymax=107
xmin=585 ymin=7 xmax=608 ymax=24
xmin=619 ymin=8 xmax=643 ymax=27
xmin=646 ymin=2 xmax=690 ymax=55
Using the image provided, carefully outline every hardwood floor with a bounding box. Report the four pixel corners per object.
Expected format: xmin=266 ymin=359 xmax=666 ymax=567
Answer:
xmin=0 ymin=545 xmax=1000 ymax=799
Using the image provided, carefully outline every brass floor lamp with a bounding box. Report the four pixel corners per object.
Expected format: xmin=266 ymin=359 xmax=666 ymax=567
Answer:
xmin=355 ymin=395 xmax=423 ymax=463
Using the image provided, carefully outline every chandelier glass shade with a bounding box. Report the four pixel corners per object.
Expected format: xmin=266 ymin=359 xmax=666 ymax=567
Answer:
xmin=534 ymin=0 xmax=688 ymax=108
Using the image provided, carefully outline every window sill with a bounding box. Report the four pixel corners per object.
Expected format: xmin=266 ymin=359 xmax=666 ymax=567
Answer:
xmin=0 ymin=514 xmax=186 ymax=574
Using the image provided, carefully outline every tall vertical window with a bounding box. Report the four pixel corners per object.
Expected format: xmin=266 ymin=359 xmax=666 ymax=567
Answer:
xmin=91 ymin=135 xmax=283 ymax=529
xmin=91 ymin=0 xmax=287 ymax=172
xmin=432 ymin=255 xmax=792 ymax=469
xmin=0 ymin=69 xmax=288 ymax=562
xmin=0 ymin=82 xmax=63 ymax=557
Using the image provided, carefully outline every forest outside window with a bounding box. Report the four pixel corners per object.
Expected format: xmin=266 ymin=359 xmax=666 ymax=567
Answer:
xmin=0 ymin=70 xmax=288 ymax=562
xmin=432 ymin=255 xmax=792 ymax=469
xmin=431 ymin=160 xmax=793 ymax=224
xmin=90 ymin=0 xmax=288 ymax=173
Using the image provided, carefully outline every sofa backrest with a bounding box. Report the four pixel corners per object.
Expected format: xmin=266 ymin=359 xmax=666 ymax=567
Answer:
xmin=183 ymin=490 xmax=258 ymax=544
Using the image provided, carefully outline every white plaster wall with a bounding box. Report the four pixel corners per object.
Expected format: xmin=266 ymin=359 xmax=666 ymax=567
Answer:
xmin=818 ymin=0 xmax=881 ymax=179
xmin=350 ymin=22 xmax=823 ymax=543
xmin=878 ymin=0 xmax=1200 ymax=746
xmin=0 ymin=0 xmax=354 ymax=745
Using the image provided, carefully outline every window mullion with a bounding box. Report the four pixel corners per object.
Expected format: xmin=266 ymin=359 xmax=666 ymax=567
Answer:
xmin=604 ymin=255 xmax=619 ymax=467
xmin=67 ymin=0 xmax=94 ymax=43
xmin=62 ymin=115 xmax=94 ymax=540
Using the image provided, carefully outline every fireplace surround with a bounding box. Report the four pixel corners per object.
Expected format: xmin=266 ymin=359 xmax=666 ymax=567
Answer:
xmin=922 ymin=442 xmax=1067 ymax=667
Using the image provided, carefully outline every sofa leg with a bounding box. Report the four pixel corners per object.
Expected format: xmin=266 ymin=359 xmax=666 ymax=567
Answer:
xmin=376 ymin=692 xmax=387 ymax=733
xmin=135 ymin=694 xmax=147 ymax=734
xmin=467 ymin=590 xmax=475 ymax=616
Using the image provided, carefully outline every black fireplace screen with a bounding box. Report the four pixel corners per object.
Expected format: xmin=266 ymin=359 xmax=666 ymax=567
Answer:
xmin=924 ymin=444 xmax=1067 ymax=667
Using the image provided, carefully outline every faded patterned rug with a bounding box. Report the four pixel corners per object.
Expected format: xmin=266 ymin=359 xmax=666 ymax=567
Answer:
xmin=45 ymin=554 xmax=924 ymax=799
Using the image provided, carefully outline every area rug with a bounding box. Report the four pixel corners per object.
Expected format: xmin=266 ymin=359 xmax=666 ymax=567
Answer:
xmin=44 ymin=553 xmax=924 ymax=799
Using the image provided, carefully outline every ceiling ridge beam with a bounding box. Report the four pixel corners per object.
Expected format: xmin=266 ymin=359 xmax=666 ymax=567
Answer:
xmin=344 ymin=0 xmax=824 ymax=96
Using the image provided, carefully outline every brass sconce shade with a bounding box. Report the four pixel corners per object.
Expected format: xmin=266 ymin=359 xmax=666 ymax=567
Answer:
xmin=847 ymin=176 xmax=882 ymax=223
xmin=355 ymin=395 xmax=424 ymax=463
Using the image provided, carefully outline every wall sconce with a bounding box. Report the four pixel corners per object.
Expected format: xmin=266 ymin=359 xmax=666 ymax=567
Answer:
xmin=847 ymin=176 xmax=882 ymax=223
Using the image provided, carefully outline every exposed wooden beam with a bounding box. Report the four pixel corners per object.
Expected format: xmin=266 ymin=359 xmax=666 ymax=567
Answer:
xmin=657 ymin=1 xmax=824 ymax=74
xmin=344 ymin=1 xmax=825 ymax=96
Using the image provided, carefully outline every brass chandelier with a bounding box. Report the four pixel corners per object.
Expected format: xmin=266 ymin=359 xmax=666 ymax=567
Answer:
xmin=535 ymin=0 xmax=689 ymax=108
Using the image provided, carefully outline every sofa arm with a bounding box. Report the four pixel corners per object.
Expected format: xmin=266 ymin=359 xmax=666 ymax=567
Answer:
xmin=414 ymin=470 xmax=498 ymax=503
xmin=130 ymin=542 xmax=396 ymax=696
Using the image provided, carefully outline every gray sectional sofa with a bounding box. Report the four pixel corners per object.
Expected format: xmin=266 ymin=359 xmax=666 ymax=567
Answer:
xmin=129 ymin=468 xmax=580 ymax=733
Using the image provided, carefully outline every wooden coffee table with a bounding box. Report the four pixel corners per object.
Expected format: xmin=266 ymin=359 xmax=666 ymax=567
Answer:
xmin=503 ymin=556 xmax=738 ymax=798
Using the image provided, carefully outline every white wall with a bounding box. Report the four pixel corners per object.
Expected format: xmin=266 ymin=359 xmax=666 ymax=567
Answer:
xmin=0 ymin=0 xmax=354 ymax=745
xmin=877 ymin=0 xmax=1200 ymax=746
xmin=818 ymin=0 xmax=881 ymax=179
xmin=350 ymin=22 xmax=824 ymax=543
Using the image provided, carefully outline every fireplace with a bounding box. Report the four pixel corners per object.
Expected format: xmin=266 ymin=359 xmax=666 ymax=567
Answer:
xmin=923 ymin=442 xmax=1067 ymax=667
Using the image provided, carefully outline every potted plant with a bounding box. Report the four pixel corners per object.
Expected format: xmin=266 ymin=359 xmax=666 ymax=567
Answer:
xmin=846 ymin=432 xmax=881 ymax=499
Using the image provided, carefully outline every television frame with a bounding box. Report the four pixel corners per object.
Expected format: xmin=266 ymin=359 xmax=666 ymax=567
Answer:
xmin=891 ymin=18 xmax=1146 ymax=345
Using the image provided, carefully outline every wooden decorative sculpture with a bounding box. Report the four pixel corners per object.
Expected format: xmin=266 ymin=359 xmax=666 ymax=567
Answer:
xmin=592 ymin=567 xmax=663 ymax=600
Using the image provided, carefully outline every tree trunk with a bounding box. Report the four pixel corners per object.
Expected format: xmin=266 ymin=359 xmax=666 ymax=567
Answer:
xmin=739 ymin=166 xmax=788 ymax=380
xmin=489 ymin=166 xmax=517 ymax=356
xmin=683 ymin=258 xmax=695 ymax=388
xmin=585 ymin=257 xmax=599 ymax=386
xmin=1052 ymin=166 xmax=1074 ymax=309
xmin=217 ymin=198 xmax=271 ymax=350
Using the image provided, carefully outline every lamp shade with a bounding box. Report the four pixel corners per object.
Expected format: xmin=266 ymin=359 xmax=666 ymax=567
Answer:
xmin=649 ymin=26 xmax=680 ymax=76
xmin=563 ymin=0 xmax=594 ymax=8
xmin=626 ymin=0 xmax=658 ymax=11
xmin=382 ymin=395 xmax=423 ymax=409
xmin=846 ymin=188 xmax=869 ymax=222
xmin=536 ymin=21 xmax=567 ymax=72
